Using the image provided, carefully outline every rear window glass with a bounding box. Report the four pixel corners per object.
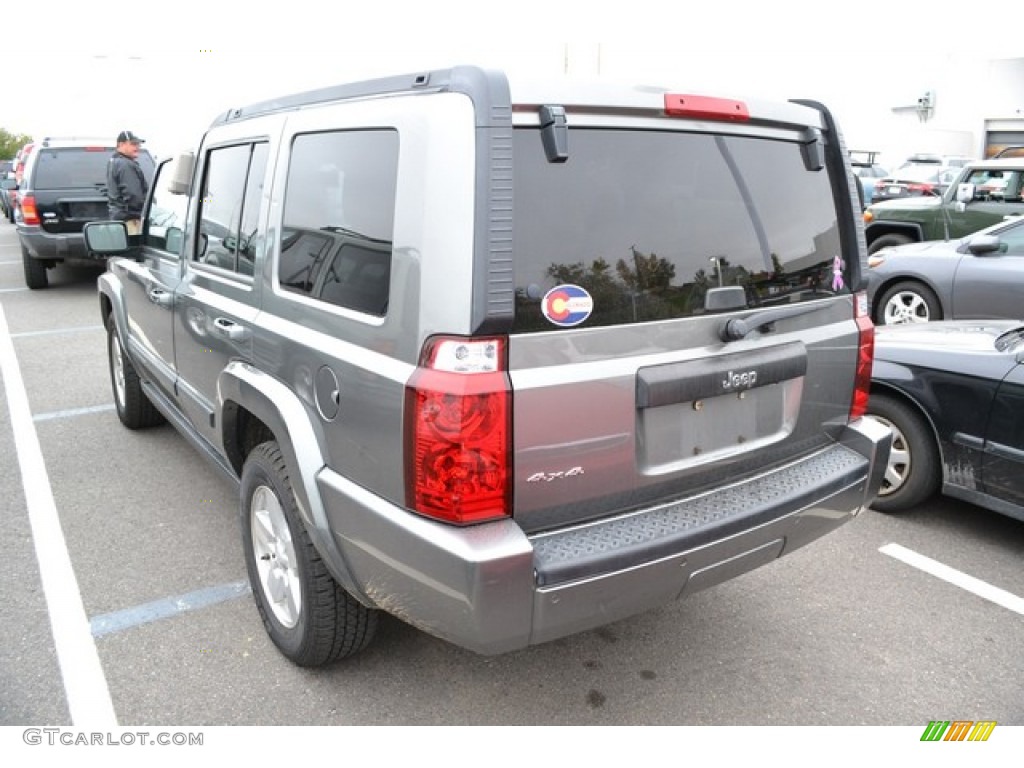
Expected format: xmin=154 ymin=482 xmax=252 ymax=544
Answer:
xmin=32 ymin=147 xmax=155 ymax=190
xmin=511 ymin=128 xmax=846 ymax=332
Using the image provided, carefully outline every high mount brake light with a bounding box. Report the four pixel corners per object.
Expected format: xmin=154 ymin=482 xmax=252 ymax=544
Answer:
xmin=405 ymin=337 xmax=511 ymax=525
xmin=664 ymin=94 xmax=750 ymax=122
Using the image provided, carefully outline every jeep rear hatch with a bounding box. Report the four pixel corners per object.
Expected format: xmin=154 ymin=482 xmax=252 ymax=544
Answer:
xmin=504 ymin=115 xmax=868 ymax=533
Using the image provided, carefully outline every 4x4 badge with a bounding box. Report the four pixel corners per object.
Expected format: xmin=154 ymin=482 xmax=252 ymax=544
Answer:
xmin=541 ymin=284 xmax=593 ymax=327
xmin=527 ymin=466 xmax=585 ymax=483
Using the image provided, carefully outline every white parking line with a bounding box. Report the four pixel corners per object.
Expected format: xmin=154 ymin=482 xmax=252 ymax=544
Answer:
xmin=12 ymin=324 xmax=103 ymax=339
xmin=0 ymin=304 xmax=117 ymax=726
xmin=91 ymin=580 xmax=251 ymax=637
xmin=880 ymin=543 xmax=1024 ymax=616
xmin=34 ymin=404 xmax=116 ymax=422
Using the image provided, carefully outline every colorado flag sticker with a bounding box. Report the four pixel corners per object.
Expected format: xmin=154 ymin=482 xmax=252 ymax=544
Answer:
xmin=541 ymin=284 xmax=594 ymax=327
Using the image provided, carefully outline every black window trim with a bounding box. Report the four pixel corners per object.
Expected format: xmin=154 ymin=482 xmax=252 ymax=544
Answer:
xmin=191 ymin=138 xmax=270 ymax=281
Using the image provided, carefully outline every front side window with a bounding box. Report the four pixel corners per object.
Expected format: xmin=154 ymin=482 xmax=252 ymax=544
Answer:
xmin=278 ymin=129 xmax=398 ymax=316
xmin=511 ymin=128 xmax=846 ymax=332
xmin=143 ymin=157 xmax=190 ymax=257
xmin=963 ymin=168 xmax=1023 ymax=201
xmin=996 ymin=221 xmax=1024 ymax=255
xmin=196 ymin=142 xmax=268 ymax=274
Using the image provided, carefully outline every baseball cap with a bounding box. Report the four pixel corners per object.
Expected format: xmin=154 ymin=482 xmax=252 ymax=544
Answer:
xmin=116 ymin=130 xmax=144 ymax=144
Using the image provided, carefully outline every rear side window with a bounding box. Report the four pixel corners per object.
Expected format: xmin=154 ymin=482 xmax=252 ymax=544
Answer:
xmin=511 ymin=128 xmax=847 ymax=332
xmin=278 ymin=129 xmax=398 ymax=317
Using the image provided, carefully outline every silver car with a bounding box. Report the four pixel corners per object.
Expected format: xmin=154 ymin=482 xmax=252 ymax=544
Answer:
xmin=867 ymin=216 xmax=1024 ymax=325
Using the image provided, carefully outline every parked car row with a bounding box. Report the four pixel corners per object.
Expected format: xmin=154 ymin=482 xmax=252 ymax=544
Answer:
xmin=869 ymin=163 xmax=960 ymax=203
xmin=7 ymin=83 xmax=1017 ymax=671
xmin=1 ymin=168 xmax=16 ymax=222
xmin=863 ymin=156 xmax=1024 ymax=255
xmin=862 ymin=153 xmax=1024 ymax=525
xmin=849 ymin=149 xmax=888 ymax=205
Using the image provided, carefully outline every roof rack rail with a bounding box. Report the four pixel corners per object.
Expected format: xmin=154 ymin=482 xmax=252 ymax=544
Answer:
xmin=208 ymin=65 xmax=507 ymax=129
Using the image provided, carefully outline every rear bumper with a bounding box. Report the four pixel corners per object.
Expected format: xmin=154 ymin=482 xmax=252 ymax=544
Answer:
xmin=318 ymin=416 xmax=891 ymax=655
xmin=17 ymin=226 xmax=89 ymax=262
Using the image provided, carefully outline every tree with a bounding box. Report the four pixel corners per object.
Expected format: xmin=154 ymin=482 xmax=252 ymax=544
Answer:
xmin=615 ymin=246 xmax=675 ymax=293
xmin=0 ymin=128 xmax=34 ymax=160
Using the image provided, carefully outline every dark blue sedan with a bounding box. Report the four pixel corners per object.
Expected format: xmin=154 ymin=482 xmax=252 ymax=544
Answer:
xmin=868 ymin=320 xmax=1024 ymax=520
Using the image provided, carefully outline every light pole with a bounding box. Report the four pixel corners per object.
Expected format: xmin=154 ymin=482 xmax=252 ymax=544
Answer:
xmin=709 ymin=256 xmax=723 ymax=287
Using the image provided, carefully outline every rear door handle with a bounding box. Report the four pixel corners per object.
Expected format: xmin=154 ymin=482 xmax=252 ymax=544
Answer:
xmin=212 ymin=317 xmax=250 ymax=342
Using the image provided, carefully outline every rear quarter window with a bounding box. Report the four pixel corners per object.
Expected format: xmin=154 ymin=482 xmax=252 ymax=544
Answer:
xmin=511 ymin=128 xmax=847 ymax=332
xmin=277 ymin=129 xmax=398 ymax=317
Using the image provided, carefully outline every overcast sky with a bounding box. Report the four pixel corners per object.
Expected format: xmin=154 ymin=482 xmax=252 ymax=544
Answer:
xmin=8 ymin=2 xmax=1024 ymax=164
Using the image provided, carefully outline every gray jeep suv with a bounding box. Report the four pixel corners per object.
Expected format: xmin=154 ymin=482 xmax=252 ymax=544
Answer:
xmin=85 ymin=65 xmax=890 ymax=666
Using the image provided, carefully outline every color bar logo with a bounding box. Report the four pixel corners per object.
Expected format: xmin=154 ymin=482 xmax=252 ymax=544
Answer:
xmin=921 ymin=720 xmax=997 ymax=742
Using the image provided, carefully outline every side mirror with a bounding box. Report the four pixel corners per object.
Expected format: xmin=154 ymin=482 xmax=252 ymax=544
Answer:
xmin=165 ymin=226 xmax=183 ymax=255
xmin=966 ymin=234 xmax=1001 ymax=255
xmin=167 ymin=152 xmax=195 ymax=195
xmin=956 ymin=183 xmax=975 ymax=204
xmin=83 ymin=220 xmax=130 ymax=257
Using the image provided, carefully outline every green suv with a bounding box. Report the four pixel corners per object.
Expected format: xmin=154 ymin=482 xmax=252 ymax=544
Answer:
xmin=863 ymin=157 xmax=1024 ymax=254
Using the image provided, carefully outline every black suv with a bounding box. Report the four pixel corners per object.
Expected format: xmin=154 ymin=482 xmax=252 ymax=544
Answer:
xmin=16 ymin=137 xmax=155 ymax=288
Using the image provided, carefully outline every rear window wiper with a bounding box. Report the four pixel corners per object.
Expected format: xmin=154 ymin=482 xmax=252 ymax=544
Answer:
xmin=720 ymin=302 xmax=831 ymax=342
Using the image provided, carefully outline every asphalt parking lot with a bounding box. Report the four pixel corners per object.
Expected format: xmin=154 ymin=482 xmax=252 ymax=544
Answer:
xmin=0 ymin=219 xmax=1022 ymax=728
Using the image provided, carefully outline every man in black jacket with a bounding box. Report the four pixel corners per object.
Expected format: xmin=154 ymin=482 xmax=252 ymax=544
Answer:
xmin=107 ymin=130 xmax=149 ymax=235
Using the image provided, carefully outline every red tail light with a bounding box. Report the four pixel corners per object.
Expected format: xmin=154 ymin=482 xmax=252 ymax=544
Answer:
xmin=850 ymin=292 xmax=874 ymax=420
xmin=404 ymin=336 xmax=511 ymax=525
xmin=20 ymin=194 xmax=39 ymax=225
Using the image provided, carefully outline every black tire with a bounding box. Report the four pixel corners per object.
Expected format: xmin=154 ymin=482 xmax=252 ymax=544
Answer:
xmin=867 ymin=233 xmax=913 ymax=255
xmin=874 ymin=280 xmax=942 ymax=325
xmin=868 ymin=392 xmax=940 ymax=512
xmin=241 ymin=441 xmax=378 ymax=666
xmin=22 ymin=245 xmax=48 ymax=289
xmin=106 ymin=314 xmax=165 ymax=429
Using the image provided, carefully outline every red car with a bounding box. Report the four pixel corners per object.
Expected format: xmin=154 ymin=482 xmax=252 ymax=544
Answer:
xmin=871 ymin=164 xmax=958 ymax=203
